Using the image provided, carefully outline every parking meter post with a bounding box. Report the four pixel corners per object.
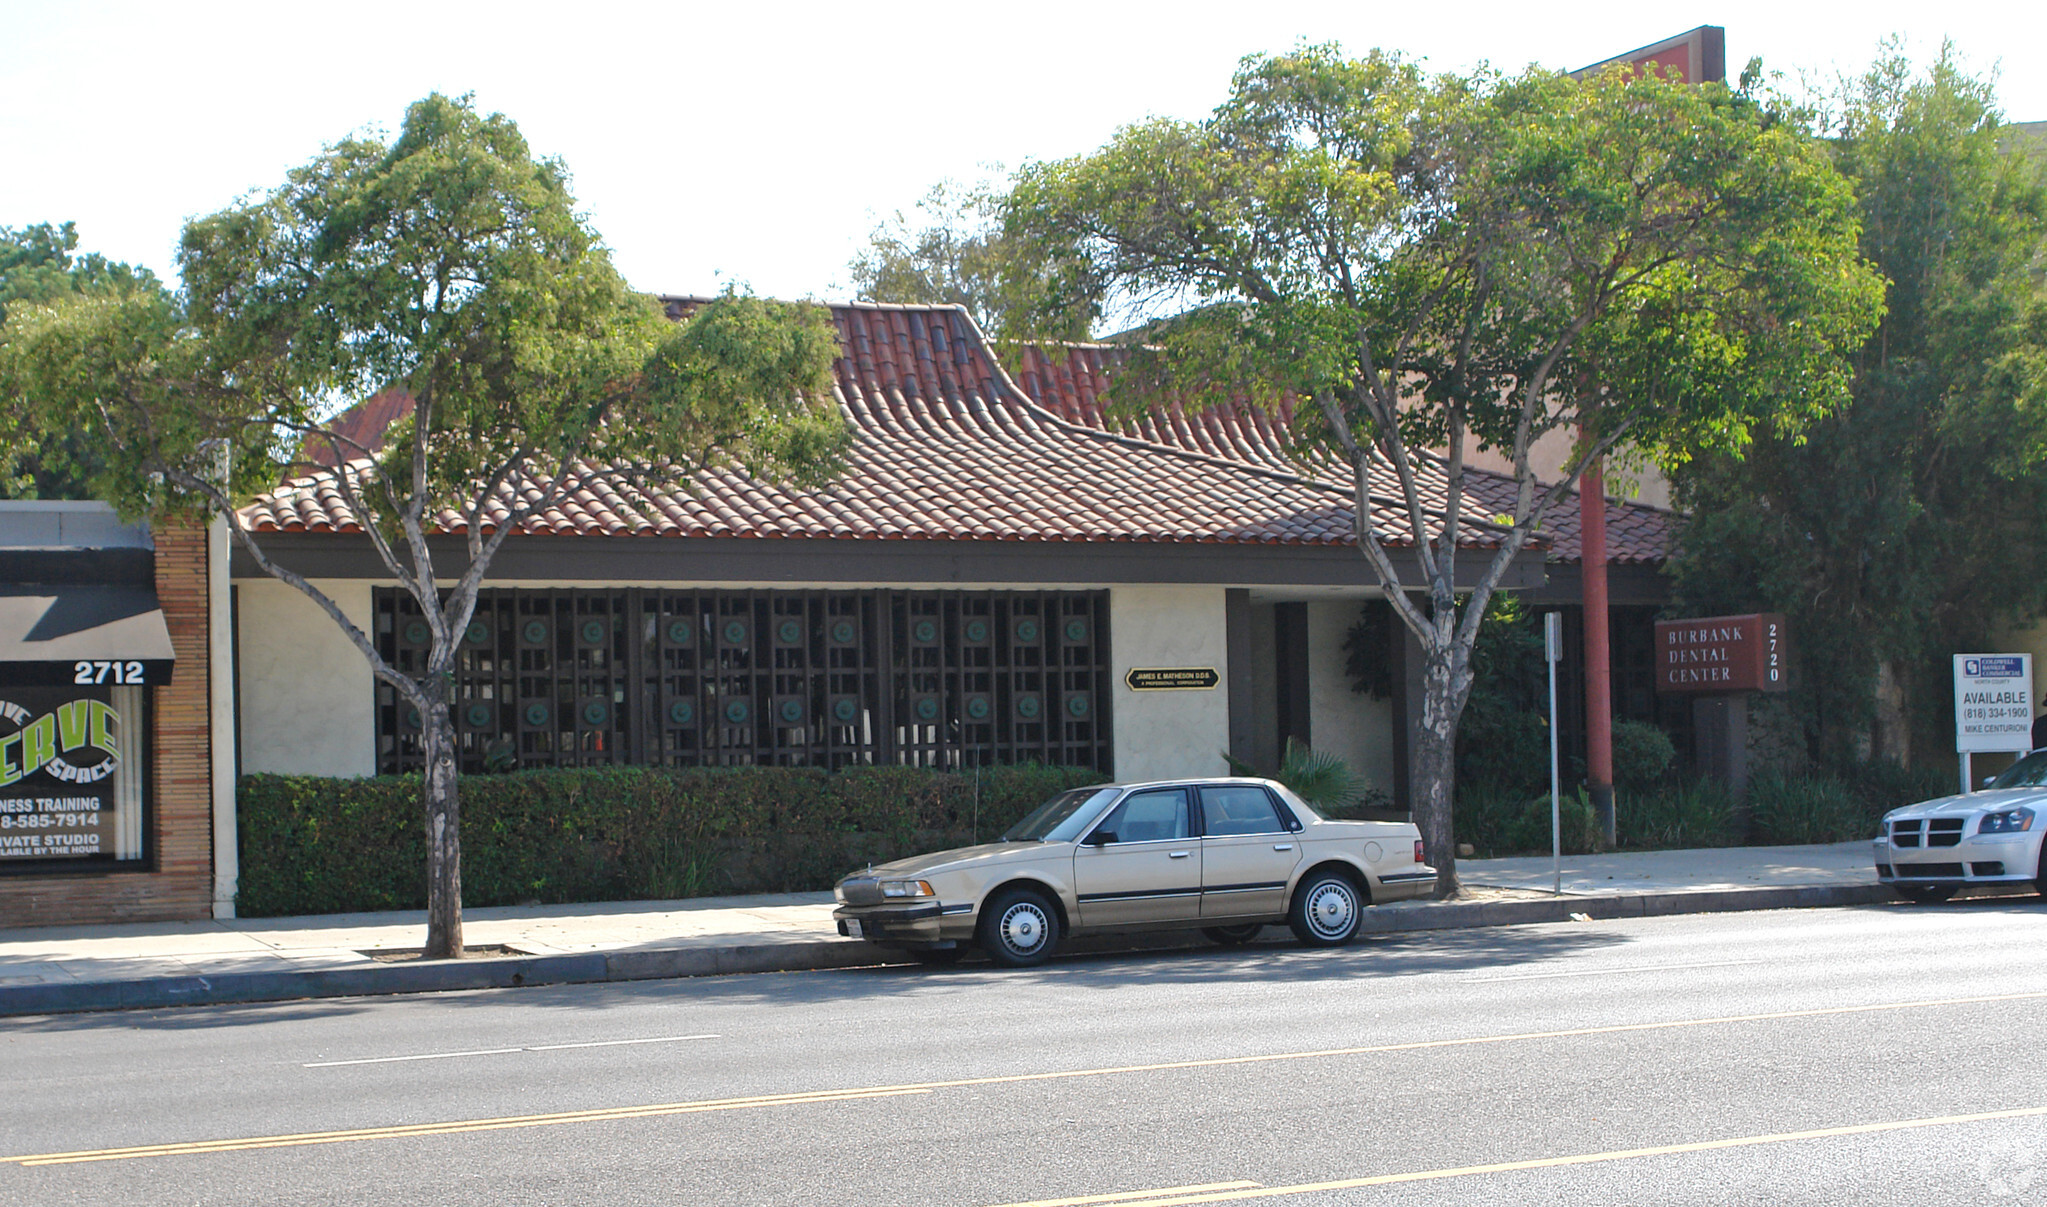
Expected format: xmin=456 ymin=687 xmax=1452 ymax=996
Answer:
xmin=1546 ymin=611 xmax=1563 ymax=896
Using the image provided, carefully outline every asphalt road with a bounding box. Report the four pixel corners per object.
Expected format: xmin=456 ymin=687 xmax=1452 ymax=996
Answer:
xmin=5 ymin=899 xmax=2047 ymax=1206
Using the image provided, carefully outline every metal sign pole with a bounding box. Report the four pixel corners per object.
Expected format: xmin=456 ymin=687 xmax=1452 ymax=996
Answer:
xmin=1546 ymin=612 xmax=1563 ymax=896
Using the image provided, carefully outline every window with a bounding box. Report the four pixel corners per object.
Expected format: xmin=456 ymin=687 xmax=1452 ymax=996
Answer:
xmin=373 ymin=587 xmax=1111 ymax=775
xmin=1200 ymin=785 xmax=1286 ymax=836
xmin=1094 ymin=788 xmax=1191 ymax=844
xmin=0 ymin=684 xmax=147 ymax=870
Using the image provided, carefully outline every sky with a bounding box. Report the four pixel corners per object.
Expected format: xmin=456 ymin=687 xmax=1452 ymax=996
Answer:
xmin=4 ymin=1 xmax=2043 ymax=305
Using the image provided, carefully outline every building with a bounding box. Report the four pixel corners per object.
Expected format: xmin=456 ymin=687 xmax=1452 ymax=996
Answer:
xmin=0 ymin=300 xmax=1676 ymax=924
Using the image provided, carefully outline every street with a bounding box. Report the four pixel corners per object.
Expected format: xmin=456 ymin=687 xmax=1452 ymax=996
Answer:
xmin=4 ymin=900 xmax=2045 ymax=1205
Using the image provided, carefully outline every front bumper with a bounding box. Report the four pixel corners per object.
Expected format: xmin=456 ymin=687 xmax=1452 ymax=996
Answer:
xmin=832 ymin=902 xmax=948 ymax=945
xmin=1874 ymin=835 xmax=2040 ymax=887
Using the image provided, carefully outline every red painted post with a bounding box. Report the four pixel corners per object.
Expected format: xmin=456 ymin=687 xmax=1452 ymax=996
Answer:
xmin=1581 ymin=452 xmax=1615 ymax=846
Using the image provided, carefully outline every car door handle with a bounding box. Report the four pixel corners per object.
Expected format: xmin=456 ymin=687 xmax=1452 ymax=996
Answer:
xmin=1168 ymin=851 xmax=1190 ymax=859
xmin=1273 ymin=844 xmax=1294 ymax=851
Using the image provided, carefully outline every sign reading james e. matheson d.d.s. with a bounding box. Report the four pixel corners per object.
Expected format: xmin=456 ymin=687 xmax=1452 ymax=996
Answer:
xmin=1953 ymin=654 xmax=2034 ymax=754
xmin=0 ymin=688 xmax=123 ymax=861
xmin=1124 ymin=668 xmax=1221 ymax=691
xmin=1653 ymin=613 xmax=1789 ymax=694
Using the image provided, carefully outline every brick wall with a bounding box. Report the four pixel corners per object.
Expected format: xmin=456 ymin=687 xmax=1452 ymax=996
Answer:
xmin=0 ymin=521 xmax=215 ymax=925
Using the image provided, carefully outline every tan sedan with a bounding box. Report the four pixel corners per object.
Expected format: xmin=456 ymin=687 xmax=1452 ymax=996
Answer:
xmin=832 ymin=777 xmax=1436 ymax=966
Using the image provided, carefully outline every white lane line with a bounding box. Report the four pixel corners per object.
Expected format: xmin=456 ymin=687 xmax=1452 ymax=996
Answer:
xmin=1466 ymin=959 xmax=1761 ymax=982
xmin=305 ymin=1034 xmax=719 ymax=1067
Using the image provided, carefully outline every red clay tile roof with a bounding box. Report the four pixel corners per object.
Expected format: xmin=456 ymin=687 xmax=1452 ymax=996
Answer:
xmin=239 ymin=303 xmax=1558 ymax=553
xmin=1010 ymin=341 xmax=1677 ymax=565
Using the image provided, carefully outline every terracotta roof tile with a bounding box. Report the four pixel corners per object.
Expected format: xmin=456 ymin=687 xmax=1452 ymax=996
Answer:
xmin=241 ymin=303 xmax=1537 ymax=554
xmin=1010 ymin=341 xmax=1677 ymax=564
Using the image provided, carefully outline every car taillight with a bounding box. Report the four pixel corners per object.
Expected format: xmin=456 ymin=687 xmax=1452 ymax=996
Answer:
xmin=1414 ymin=840 xmax=1425 ymax=863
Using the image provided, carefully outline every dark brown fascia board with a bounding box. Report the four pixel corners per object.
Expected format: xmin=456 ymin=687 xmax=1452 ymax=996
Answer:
xmin=227 ymin=534 xmax=1548 ymax=592
xmin=1520 ymin=560 xmax=1671 ymax=607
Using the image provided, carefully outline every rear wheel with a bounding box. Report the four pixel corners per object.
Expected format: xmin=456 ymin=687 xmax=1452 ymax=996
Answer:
xmin=1893 ymin=884 xmax=1957 ymax=904
xmin=1202 ymin=924 xmax=1264 ymax=946
xmin=1289 ymin=870 xmax=1364 ymax=946
xmin=977 ymin=888 xmax=1060 ymax=967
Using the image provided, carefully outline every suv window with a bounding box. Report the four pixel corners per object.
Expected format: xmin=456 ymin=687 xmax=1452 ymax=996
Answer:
xmin=1094 ymin=788 xmax=1191 ymax=843
xmin=1200 ymin=785 xmax=1287 ymax=836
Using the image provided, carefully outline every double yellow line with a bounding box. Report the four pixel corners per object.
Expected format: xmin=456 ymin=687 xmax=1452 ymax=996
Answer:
xmin=8 ymin=989 xmax=2047 ymax=1168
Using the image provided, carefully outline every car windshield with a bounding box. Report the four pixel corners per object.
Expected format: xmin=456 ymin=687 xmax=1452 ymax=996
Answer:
xmin=1002 ymin=787 xmax=1117 ymax=842
xmin=1988 ymin=750 xmax=2047 ymax=790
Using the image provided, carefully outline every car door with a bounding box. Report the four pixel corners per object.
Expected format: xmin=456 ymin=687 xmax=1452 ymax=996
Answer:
xmin=1071 ymin=787 xmax=1202 ymax=928
xmin=1197 ymin=783 xmax=1301 ymax=919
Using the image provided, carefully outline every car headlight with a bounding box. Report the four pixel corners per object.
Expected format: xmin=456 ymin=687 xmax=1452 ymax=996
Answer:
xmin=1978 ymin=808 xmax=2036 ymax=835
xmin=880 ymin=879 xmax=935 ymax=898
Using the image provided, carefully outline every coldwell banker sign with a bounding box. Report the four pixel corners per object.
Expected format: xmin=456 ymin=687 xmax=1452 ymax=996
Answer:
xmin=0 ymin=686 xmax=124 ymax=861
xmin=1953 ymin=654 xmax=2034 ymax=754
xmin=1653 ymin=613 xmax=1789 ymax=694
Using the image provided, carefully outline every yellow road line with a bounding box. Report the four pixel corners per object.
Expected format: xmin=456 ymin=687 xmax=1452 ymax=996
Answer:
xmin=9 ymin=989 xmax=2047 ymax=1167
xmin=991 ymin=1182 xmax=1262 ymax=1207
xmin=980 ymin=1103 xmax=2047 ymax=1206
xmin=11 ymin=1087 xmax=929 ymax=1166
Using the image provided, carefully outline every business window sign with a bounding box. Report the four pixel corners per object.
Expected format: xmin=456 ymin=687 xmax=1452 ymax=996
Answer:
xmin=0 ymin=686 xmax=136 ymax=862
xmin=1653 ymin=613 xmax=1789 ymax=694
xmin=1954 ymin=654 xmax=2034 ymax=754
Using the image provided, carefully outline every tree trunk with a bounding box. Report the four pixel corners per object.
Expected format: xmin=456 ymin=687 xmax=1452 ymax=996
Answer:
xmin=420 ymin=699 xmax=464 ymax=959
xmin=1412 ymin=649 xmax=1463 ymax=898
xmin=1874 ymin=659 xmax=1911 ymax=767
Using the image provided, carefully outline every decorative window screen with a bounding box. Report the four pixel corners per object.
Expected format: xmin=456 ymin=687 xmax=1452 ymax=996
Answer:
xmin=374 ymin=588 xmax=1110 ymax=775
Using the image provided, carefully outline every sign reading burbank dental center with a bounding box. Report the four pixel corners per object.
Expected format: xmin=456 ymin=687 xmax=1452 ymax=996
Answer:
xmin=0 ymin=686 xmax=125 ymax=861
xmin=1653 ymin=613 xmax=1789 ymax=694
xmin=1953 ymin=653 xmax=2034 ymax=754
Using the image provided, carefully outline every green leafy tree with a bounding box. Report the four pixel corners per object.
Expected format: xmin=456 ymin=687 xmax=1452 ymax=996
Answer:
xmin=0 ymin=222 xmax=158 ymax=497
xmin=1 ymin=94 xmax=846 ymax=956
xmin=850 ymin=179 xmax=1095 ymax=342
xmin=1669 ymin=46 xmax=2047 ymax=767
xmin=1004 ymin=46 xmax=1881 ymax=893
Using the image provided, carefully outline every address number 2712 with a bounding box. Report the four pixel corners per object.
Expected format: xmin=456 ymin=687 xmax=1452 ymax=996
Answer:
xmin=74 ymin=660 xmax=145 ymax=685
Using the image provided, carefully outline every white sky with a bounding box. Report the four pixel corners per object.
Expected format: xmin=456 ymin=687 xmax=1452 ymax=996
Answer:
xmin=5 ymin=1 xmax=2041 ymax=303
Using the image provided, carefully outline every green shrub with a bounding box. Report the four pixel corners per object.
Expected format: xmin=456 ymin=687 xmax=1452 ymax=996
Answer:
xmin=1747 ymin=770 xmax=1873 ymax=845
xmin=236 ymin=763 xmax=1103 ymax=917
xmin=1611 ymin=720 xmax=1677 ymax=790
xmin=1453 ymin=784 xmax=1597 ymax=856
xmin=1617 ymin=778 xmax=1738 ymax=850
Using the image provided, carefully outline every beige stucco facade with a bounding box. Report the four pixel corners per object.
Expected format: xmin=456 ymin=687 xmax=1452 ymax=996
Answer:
xmin=1108 ymin=585 xmax=1233 ymax=782
xmin=235 ymin=578 xmax=377 ymax=778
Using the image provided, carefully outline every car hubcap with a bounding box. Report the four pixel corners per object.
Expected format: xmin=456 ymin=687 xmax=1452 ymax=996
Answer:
xmin=1309 ymin=883 xmax=1355 ymax=938
xmin=1001 ymin=903 xmax=1047 ymax=954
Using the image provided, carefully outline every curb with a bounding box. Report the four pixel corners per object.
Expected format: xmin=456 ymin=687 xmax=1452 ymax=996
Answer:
xmin=0 ymin=883 xmax=1893 ymax=1018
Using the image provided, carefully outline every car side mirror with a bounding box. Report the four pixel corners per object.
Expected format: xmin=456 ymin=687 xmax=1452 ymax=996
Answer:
xmin=1983 ymin=776 xmax=1998 ymax=788
xmin=1085 ymin=830 xmax=1117 ymax=846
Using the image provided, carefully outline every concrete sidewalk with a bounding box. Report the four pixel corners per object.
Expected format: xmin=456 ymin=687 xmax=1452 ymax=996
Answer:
xmin=0 ymin=842 xmax=1907 ymax=1017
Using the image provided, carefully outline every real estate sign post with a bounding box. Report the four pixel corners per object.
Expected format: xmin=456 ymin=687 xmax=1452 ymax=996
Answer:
xmin=1953 ymin=654 xmax=2034 ymax=794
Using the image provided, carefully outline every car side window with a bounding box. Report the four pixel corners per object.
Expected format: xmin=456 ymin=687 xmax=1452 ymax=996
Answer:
xmin=1200 ymin=786 xmax=1288 ymax=837
xmin=1094 ymin=789 xmax=1191 ymax=843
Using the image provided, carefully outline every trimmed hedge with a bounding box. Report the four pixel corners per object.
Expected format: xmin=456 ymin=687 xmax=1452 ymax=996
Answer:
xmin=236 ymin=763 xmax=1103 ymax=918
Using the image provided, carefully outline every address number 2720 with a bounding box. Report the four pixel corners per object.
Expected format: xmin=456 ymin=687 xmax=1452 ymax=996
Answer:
xmin=74 ymin=660 xmax=146 ymax=685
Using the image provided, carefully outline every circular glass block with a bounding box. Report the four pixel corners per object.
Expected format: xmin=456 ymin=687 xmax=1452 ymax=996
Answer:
xmin=779 ymin=699 xmax=804 ymax=723
xmin=913 ymin=618 xmax=939 ymax=644
xmin=403 ymin=620 xmax=431 ymax=646
xmin=1013 ymin=618 xmax=1041 ymax=644
xmin=964 ymin=619 xmax=990 ymax=643
xmin=668 ymin=699 xmax=694 ymax=725
xmin=522 ymin=619 xmax=550 ymax=646
xmin=582 ymin=700 xmax=608 ymax=726
xmin=580 ymin=619 xmax=607 ymax=645
xmin=724 ymin=699 xmax=750 ymax=724
xmin=965 ymin=695 xmax=990 ymax=720
xmin=523 ymin=702 xmax=550 ymax=727
xmin=777 ymin=619 xmax=803 ymax=645
xmin=832 ymin=697 xmax=858 ymax=722
xmin=1015 ymin=694 xmax=1041 ymax=719
xmin=464 ymin=702 xmax=493 ymax=728
xmin=666 ymin=620 xmax=693 ymax=646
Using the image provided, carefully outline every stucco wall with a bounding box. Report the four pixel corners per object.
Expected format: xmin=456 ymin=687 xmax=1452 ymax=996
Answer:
xmin=1306 ymin=600 xmax=1396 ymax=799
xmin=1109 ymin=585 xmax=1231 ymax=782
xmin=236 ymin=579 xmax=376 ymax=777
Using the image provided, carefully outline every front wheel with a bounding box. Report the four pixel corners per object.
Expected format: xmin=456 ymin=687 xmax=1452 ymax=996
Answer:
xmin=1289 ymin=871 xmax=1364 ymax=946
xmin=977 ymin=888 xmax=1060 ymax=967
xmin=1893 ymin=884 xmax=1957 ymax=904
